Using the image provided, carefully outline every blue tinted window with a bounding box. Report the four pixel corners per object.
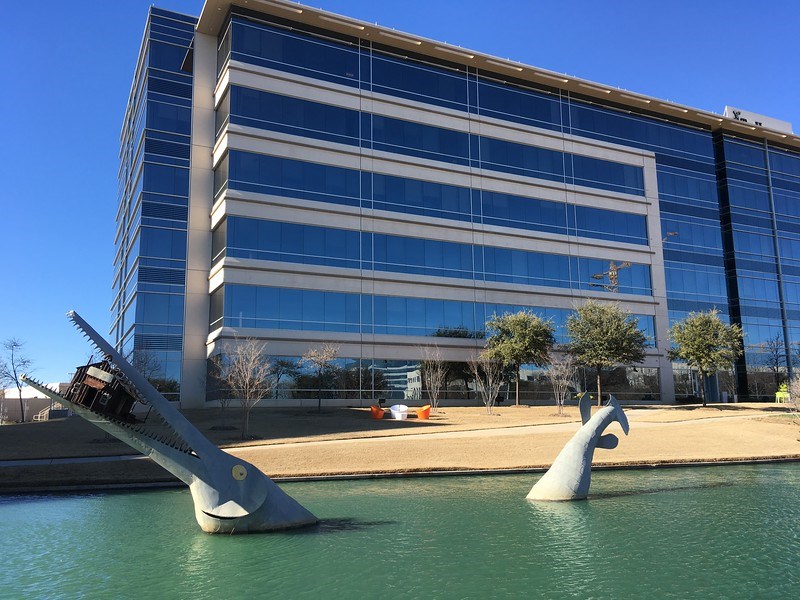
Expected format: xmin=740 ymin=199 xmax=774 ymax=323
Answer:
xmin=575 ymin=259 xmax=651 ymax=295
xmin=224 ymin=151 xmax=650 ymax=246
xmin=143 ymin=163 xmax=189 ymax=196
xmin=770 ymin=150 xmax=800 ymax=178
xmin=779 ymin=238 xmax=800 ymax=263
xmin=225 ymin=216 xmax=361 ymax=270
xmin=660 ymin=218 xmax=722 ymax=253
xmin=227 ymin=151 xmax=361 ymax=205
xmin=728 ymin=184 xmax=770 ymax=212
xmin=371 ymin=53 xmax=468 ymax=111
xmin=149 ymin=41 xmax=189 ymax=71
xmin=481 ymin=190 xmax=567 ymax=236
xmin=571 ymin=154 xmax=644 ymax=196
xmin=477 ymin=79 xmax=561 ymax=131
xmin=480 ymin=137 xmax=645 ymax=196
xmin=724 ymin=139 xmax=766 ymax=168
xmin=373 ymin=174 xmax=472 ymax=222
xmin=221 ymin=216 xmax=652 ymax=295
xmin=569 ymin=103 xmax=714 ymax=159
xmin=218 ymin=284 xmax=657 ymax=344
xmin=734 ymin=231 xmax=776 ymax=258
xmin=137 ymin=292 xmax=184 ymax=325
xmin=231 ymin=19 xmax=359 ymax=88
xmin=656 ymin=169 xmax=718 ymax=206
xmin=665 ymin=265 xmax=727 ymax=303
xmin=372 ymin=115 xmax=470 ymax=165
xmin=479 ymin=137 xmax=564 ymax=184
xmin=573 ymin=205 xmax=647 ymax=245
xmin=229 ymin=86 xmax=359 ymax=145
xmin=372 ymin=233 xmax=473 ymax=279
xmin=139 ymin=227 xmax=186 ymax=260
xmin=147 ymin=101 xmax=191 ymax=135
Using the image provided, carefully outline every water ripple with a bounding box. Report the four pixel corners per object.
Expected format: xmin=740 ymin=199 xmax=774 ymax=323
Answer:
xmin=0 ymin=465 xmax=798 ymax=598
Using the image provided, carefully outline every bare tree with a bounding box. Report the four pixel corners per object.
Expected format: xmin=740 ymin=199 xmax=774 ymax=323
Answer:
xmin=762 ymin=334 xmax=787 ymax=389
xmin=420 ymin=345 xmax=447 ymax=412
xmin=208 ymin=353 xmax=234 ymax=429
xmin=468 ymin=352 xmax=505 ymax=414
xmin=215 ymin=338 xmax=274 ymax=439
xmin=0 ymin=338 xmax=34 ymax=422
xmin=544 ymin=352 xmax=576 ymax=416
xmin=302 ymin=343 xmax=340 ymax=413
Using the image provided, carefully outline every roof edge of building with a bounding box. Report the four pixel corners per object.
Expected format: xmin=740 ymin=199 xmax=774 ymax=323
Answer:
xmin=196 ymin=0 xmax=798 ymax=150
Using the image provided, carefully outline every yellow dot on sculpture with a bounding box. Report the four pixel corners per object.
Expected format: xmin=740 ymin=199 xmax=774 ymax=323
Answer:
xmin=232 ymin=465 xmax=247 ymax=480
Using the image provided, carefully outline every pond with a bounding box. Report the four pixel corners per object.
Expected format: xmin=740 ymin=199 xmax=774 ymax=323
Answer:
xmin=1 ymin=465 xmax=798 ymax=599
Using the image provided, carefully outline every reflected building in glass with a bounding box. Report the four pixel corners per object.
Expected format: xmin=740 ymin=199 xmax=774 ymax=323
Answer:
xmin=114 ymin=8 xmax=197 ymax=400
xmin=115 ymin=1 xmax=798 ymax=406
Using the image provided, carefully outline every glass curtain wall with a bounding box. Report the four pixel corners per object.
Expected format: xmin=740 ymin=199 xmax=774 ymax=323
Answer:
xmin=113 ymin=8 xmax=196 ymax=400
xmin=213 ymin=7 xmax=778 ymax=402
xmin=717 ymin=134 xmax=800 ymax=400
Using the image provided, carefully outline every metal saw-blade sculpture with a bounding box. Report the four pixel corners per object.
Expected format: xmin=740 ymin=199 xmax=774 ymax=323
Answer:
xmin=22 ymin=311 xmax=318 ymax=534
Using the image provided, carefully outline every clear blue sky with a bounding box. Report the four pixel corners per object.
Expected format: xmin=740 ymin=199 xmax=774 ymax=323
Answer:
xmin=1 ymin=0 xmax=797 ymax=383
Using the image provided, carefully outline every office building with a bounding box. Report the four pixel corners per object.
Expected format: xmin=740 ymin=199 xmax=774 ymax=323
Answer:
xmin=113 ymin=1 xmax=799 ymax=407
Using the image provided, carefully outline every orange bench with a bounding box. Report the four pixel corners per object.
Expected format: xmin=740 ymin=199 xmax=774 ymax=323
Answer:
xmin=371 ymin=404 xmax=431 ymax=420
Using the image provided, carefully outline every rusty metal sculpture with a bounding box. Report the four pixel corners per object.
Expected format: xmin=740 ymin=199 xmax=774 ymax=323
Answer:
xmin=22 ymin=311 xmax=318 ymax=534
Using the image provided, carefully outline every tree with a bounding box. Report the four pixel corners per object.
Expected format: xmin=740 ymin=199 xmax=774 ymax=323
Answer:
xmin=302 ymin=343 xmax=340 ymax=413
xmin=128 ymin=349 xmax=180 ymax=400
xmin=420 ymin=345 xmax=447 ymax=412
xmin=761 ymin=334 xmax=787 ymax=389
xmin=0 ymin=338 xmax=33 ymax=422
xmin=467 ymin=352 xmax=505 ymax=414
xmin=669 ymin=309 xmax=743 ymax=407
xmin=214 ymin=338 xmax=274 ymax=439
xmin=270 ymin=359 xmax=300 ymax=399
xmin=544 ymin=352 xmax=577 ymax=416
xmin=567 ymin=300 xmax=647 ymax=406
xmin=443 ymin=360 xmax=472 ymax=401
xmin=485 ymin=310 xmax=555 ymax=407
xmin=208 ymin=353 xmax=235 ymax=429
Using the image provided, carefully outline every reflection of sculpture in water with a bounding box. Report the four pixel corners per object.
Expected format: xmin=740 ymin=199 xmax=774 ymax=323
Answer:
xmin=527 ymin=393 xmax=629 ymax=501
xmin=23 ymin=311 xmax=318 ymax=534
xmin=527 ymin=499 xmax=589 ymax=543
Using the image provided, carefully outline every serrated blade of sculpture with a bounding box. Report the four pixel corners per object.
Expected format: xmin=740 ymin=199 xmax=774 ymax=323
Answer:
xmin=22 ymin=310 xmax=318 ymax=534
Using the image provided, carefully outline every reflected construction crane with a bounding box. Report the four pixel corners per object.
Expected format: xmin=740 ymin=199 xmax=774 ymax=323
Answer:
xmin=591 ymin=260 xmax=631 ymax=293
xmin=590 ymin=232 xmax=677 ymax=293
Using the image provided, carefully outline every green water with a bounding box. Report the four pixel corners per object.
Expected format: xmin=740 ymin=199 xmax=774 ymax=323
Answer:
xmin=1 ymin=465 xmax=798 ymax=599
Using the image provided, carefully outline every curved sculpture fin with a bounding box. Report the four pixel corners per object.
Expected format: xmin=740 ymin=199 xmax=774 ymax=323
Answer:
xmin=596 ymin=433 xmax=618 ymax=449
xmin=527 ymin=393 xmax=630 ymax=501
xmin=607 ymin=395 xmax=629 ymax=435
xmin=578 ymin=392 xmax=592 ymax=425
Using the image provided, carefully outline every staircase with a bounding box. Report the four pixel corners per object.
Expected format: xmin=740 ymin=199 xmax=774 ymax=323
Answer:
xmin=33 ymin=403 xmax=69 ymax=421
